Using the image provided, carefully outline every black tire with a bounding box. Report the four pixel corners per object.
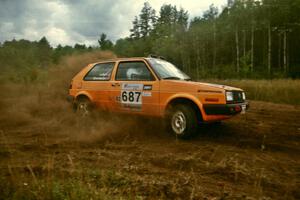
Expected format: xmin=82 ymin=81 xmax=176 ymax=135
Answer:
xmin=75 ymin=97 xmax=93 ymax=117
xmin=167 ymin=104 xmax=198 ymax=139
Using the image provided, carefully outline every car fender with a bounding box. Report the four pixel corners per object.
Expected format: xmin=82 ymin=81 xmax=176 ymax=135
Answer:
xmin=75 ymin=91 xmax=94 ymax=102
xmin=164 ymin=93 xmax=205 ymax=117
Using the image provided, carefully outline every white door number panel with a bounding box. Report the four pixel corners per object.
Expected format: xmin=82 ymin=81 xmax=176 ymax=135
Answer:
xmin=121 ymin=83 xmax=143 ymax=105
xmin=121 ymin=91 xmax=142 ymax=104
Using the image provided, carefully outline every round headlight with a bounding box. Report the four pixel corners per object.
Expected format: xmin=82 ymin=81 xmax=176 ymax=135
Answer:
xmin=226 ymin=91 xmax=233 ymax=101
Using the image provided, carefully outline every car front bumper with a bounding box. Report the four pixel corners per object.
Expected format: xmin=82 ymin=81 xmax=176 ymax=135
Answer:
xmin=203 ymin=102 xmax=249 ymax=115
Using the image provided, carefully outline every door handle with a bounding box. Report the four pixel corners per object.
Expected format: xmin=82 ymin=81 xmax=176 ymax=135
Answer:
xmin=111 ymin=83 xmax=120 ymax=87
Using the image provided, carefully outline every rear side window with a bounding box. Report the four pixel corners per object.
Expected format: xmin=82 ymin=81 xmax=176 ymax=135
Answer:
xmin=116 ymin=61 xmax=154 ymax=81
xmin=84 ymin=62 xmax=115 ymax=81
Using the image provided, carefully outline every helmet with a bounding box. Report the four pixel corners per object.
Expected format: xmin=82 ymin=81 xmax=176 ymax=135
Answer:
xmin=126 ymin=68 xmax=142 ymax=80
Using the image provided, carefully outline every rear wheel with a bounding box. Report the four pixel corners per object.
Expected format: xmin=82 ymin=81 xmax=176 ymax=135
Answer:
xmin=75 ymin=97 xmax=92 ymax=117
xmin=167 ymin=104 xmax=198 ymax=139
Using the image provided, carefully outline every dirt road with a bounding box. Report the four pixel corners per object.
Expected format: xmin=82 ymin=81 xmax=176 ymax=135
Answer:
xmin=0 ymin=100 xmax=299 ymax=199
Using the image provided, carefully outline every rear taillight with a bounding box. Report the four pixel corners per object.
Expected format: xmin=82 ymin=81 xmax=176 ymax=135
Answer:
xmin=69 ymin=80 xmax=73 ymax=89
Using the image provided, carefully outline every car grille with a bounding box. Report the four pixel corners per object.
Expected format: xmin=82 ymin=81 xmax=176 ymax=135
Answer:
xmin=229 ymin=91 xmax=244 ymax=103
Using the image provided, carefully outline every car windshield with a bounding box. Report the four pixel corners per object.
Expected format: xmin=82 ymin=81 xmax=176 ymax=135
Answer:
xmin=146 ymin=58 xmax=191 ymax=80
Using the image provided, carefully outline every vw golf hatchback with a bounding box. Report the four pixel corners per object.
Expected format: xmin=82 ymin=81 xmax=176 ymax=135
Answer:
xmin=68 ymin=56 xmax=249 ymax=138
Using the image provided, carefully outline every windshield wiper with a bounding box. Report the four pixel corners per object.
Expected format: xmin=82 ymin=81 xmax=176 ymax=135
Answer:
xmin=184 ymin=78 xmax=192 ymax=81
xmin=162 ymin=76 xmax=181 ymax=80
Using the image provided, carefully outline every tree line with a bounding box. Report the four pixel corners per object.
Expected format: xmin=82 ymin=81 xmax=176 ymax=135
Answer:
xmin=114 ymin=0 xmax=300 ymax=79
xmin=1 ymin=0 xmax=299 ymax=80
xmin=0 ymin=34 xmax=114 ymax=82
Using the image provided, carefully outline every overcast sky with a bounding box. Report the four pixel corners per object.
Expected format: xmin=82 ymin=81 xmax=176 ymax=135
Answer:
xmin=0 ymin=0 xmax=227 ymax=47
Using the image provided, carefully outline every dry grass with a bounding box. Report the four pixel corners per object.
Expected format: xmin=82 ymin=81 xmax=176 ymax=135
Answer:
xmin=0 ymin=50 xmax=145 ymax=199
xmin=0 ymin=51 xmax=119 ymax=140
xmin=209 ymin=79 xmax=300 ymax=105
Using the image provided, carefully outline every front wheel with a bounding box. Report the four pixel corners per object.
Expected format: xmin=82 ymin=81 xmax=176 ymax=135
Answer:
xmin=167 ymin=104 xmax=198 ymax=139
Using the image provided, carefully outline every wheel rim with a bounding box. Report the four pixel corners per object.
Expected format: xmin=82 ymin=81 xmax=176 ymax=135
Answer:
xmin=77 ymin=102 xmax=89 ymax=117
xmin=171 ymin=111 xmax=186 ymax=135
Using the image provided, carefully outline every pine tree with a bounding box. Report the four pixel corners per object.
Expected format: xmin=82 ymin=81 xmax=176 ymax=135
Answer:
xmin=130 ymin=16 xmax=140 ymax=39
xmin=139 ymin=2 xmax=156 ymax=38
xmin=98 ymin=33 xmax=113 ymax=50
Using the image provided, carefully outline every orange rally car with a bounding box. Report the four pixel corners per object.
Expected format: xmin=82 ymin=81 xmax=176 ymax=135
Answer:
xmin=68 ymin=56 xmax=249 ymax=138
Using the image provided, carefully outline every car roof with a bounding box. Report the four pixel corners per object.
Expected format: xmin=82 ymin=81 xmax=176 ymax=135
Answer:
xmin=90 ymin=57 xmax=151 ymax=65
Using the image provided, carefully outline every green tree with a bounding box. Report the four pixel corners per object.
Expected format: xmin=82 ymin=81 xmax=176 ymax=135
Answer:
xmin=98 ymin=33 xmax=113 ymax=50
xmin=74 ymin=43 xmax=87 ymax=50
xmin=113 ymin=0 xmax=300 ymax=79
xmin=130 ymin=16 xmax=140 ymax=39
xmin=139 ymin=2 xmax=156 ymax=38
xmin=37 ymin=36 xmax=52 ymax=67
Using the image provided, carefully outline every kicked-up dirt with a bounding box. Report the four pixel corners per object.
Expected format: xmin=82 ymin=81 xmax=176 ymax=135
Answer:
xmin=0 ymin=100 xmax=299 ymax=199
xmin=0 ymin=52 xmax=299 ymax=199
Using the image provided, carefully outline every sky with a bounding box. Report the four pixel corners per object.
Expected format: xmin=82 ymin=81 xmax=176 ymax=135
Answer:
xmin=0 ymin=0 xmax=227 ymax=47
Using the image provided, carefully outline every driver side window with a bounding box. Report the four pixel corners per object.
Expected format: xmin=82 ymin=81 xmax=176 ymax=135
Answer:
xmin=116 ymin=61 xmax=154 ymax=81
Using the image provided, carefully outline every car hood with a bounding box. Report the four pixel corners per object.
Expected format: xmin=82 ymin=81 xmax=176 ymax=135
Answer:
xmin=194 ymin=81 xmax=243 ymax=91
xmin=161 ymin=80 xmax=243 ymax=92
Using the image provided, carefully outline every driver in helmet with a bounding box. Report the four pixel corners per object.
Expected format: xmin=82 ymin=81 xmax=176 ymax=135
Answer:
xmin=126 ymin=67 xmax=143 ymax=80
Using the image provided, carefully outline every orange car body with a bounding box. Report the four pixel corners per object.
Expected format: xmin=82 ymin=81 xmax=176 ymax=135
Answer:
xmin=69 ymin=57 xmax=248 ymax=122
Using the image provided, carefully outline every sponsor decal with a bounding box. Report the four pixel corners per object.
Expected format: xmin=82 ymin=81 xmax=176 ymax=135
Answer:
xmin=142 ymin=92 xmax=152 ymax=97
xmin=121 ymin=103 xmax=142 ymax=111
xmin=143 ymin=85 xmax=152 ymax=90
xmin=122 ymin=83 xmax=143 ymax=91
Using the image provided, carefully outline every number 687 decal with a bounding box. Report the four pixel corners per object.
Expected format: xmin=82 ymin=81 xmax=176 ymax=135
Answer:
xmin=121 ymin=91 xmax=142 ymax=104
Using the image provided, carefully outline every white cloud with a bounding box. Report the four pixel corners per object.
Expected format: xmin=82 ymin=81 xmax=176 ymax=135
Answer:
xmin=147 ymin=0 xmax=226 ymax=17
xmin=0 ymin=0 xmax=227 ymax=46
xmin=45 ymin=27 xmax=72 ymax=46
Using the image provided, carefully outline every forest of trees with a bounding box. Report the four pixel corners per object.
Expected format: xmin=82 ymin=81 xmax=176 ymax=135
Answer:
xmin=0 ymin=34 xmax=114 ymax=82
xmin=114 ymin=0 xmax=300 ymax=79
xmin=1 ymin=0 xmax=300 ymax=81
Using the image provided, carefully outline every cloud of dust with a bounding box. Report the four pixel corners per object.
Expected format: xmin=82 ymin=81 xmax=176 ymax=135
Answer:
xmin=0 ymin=51 xmax=160 ymax=143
